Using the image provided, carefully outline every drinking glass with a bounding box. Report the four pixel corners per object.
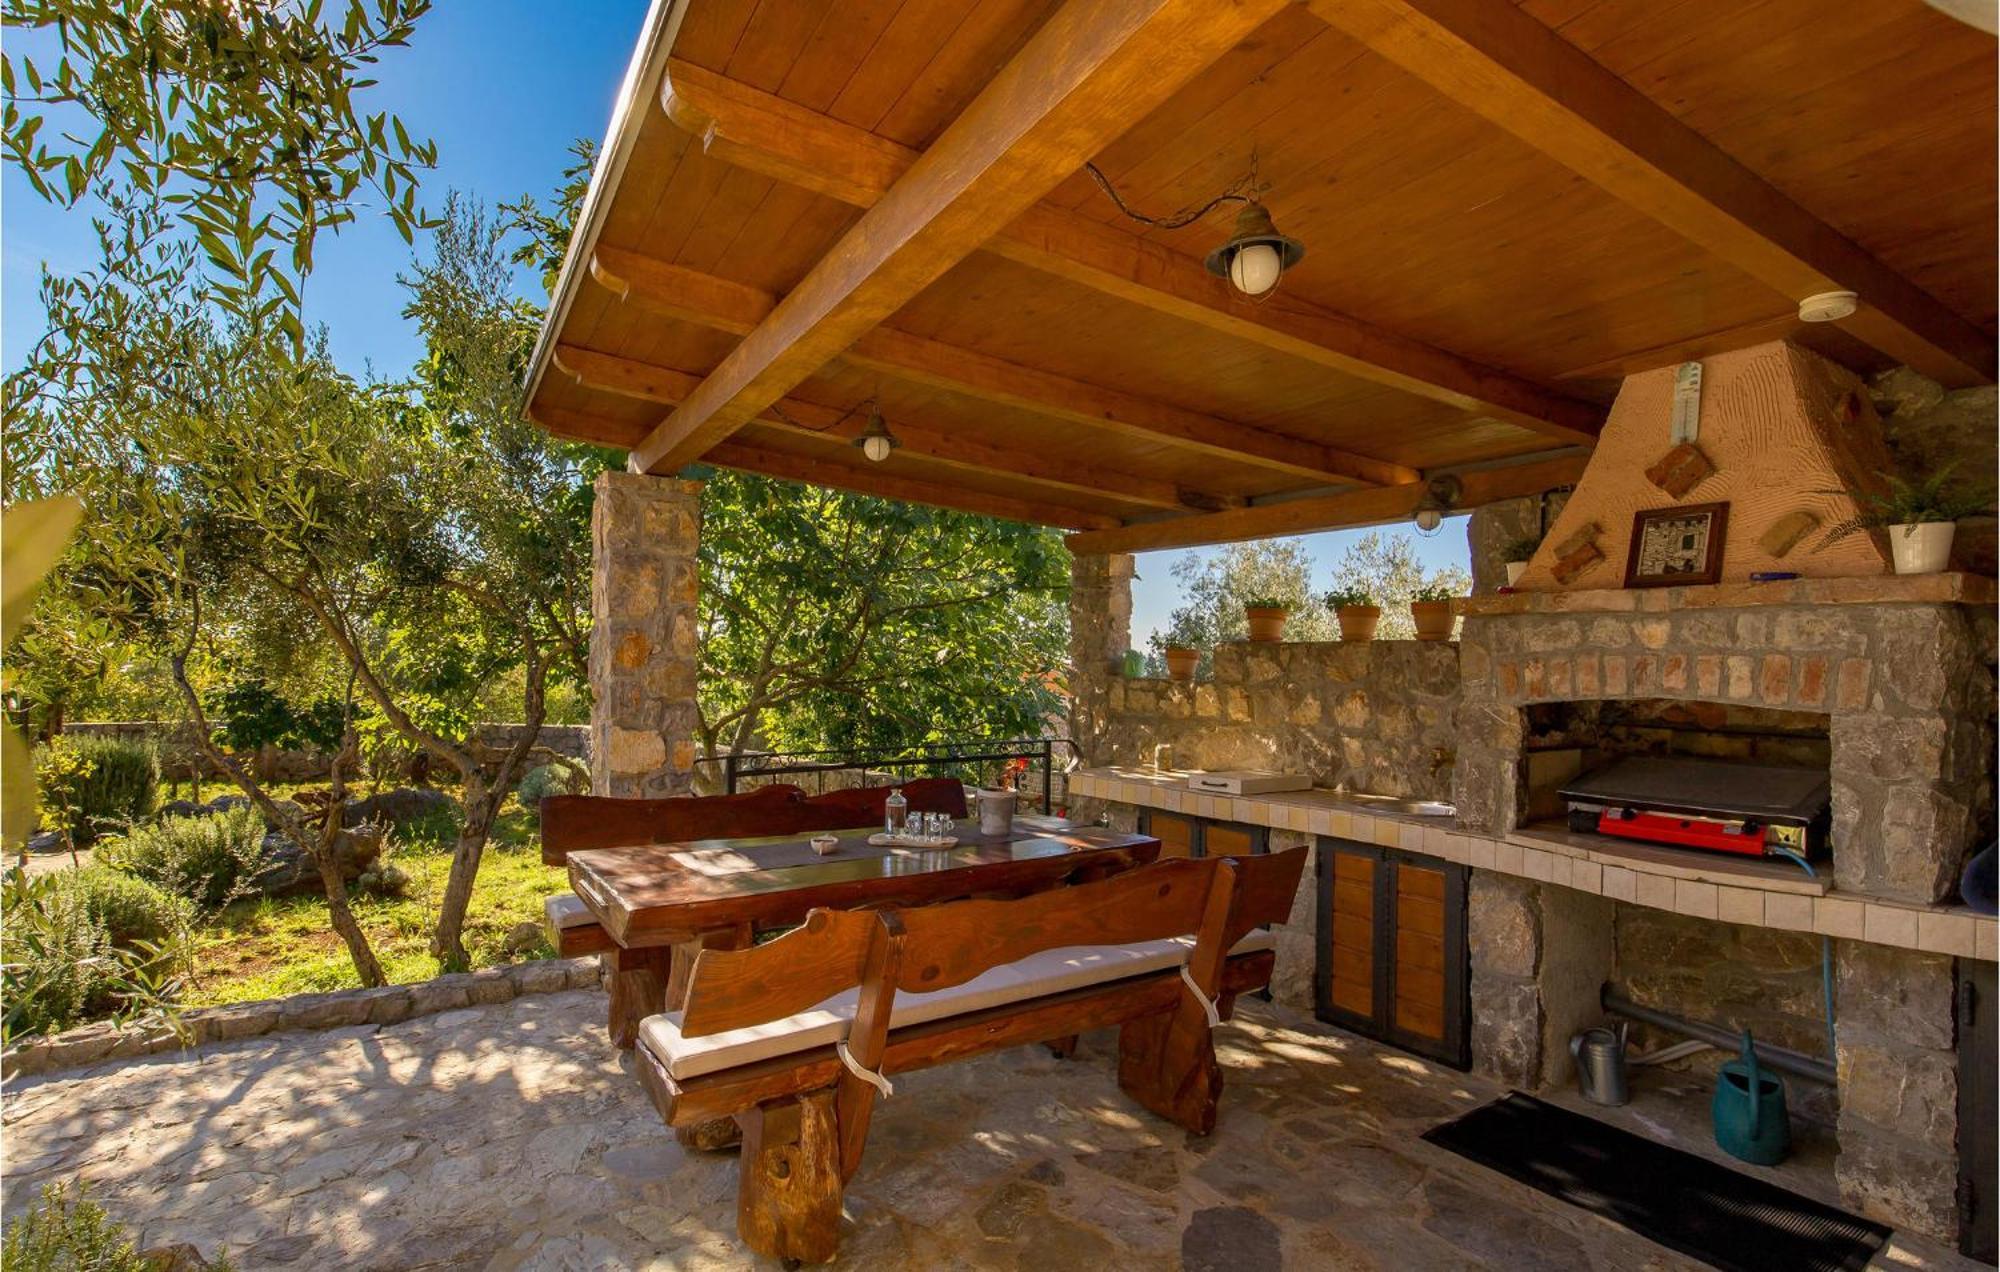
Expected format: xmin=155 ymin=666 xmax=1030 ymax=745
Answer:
xmin=904 ymin=811 xmax=925 ymax=839
xmin=928 ymin=811 xmax=950 ymax=840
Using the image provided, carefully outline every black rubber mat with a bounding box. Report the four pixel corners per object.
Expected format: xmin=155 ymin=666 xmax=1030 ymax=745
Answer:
xmin=1421 ymin=1092 xmax=1891 ymax=1272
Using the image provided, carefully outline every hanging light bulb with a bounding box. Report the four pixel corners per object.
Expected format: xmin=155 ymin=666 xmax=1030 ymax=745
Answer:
xmin=1412 ymin=475 xmax=1461 ymax=538
xmin=853 ymin=406 xmax=898 ymax=462
xmin=1414 ymin=507 xmax=1445 ymax=536
xmin=1205 ymin=202 xmax=1304 ymax=298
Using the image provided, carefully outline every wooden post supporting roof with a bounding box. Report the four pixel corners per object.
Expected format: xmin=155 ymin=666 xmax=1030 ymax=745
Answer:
xmin=1064 ymin=453 xmax=1591 ymax=554
xmin=628 ymin=0 xmax=1294 ymax=475
xmin=1305 ymin=0 xmax=1996 ymax=387
xmin=593 ymin=248 xmax=1416 ymax=488
xmin=659 ymin=57 xmax=1605 ymax=448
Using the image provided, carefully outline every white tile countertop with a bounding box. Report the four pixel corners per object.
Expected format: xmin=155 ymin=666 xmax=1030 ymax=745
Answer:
xmin=1069 ymin=766 xmax=1997 ymax=963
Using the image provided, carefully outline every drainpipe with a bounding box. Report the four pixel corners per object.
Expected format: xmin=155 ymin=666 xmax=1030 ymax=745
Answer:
xmin=1599 ymin=988 xmax=1837 ymax=1086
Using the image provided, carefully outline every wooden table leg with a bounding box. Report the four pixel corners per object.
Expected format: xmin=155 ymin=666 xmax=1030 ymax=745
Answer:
xmin=607 ymin=946 xmax=673 ymax=1050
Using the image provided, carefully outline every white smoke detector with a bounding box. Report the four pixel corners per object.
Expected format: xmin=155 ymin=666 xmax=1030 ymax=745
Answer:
xmin=1798 ymin=291 xmax=1859 ymax=323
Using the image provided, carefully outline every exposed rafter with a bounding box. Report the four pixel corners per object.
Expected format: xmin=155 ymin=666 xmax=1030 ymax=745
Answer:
xmin=659 ymin=56 xmax=1605 ymax=447
xmin=552 ymin=343 xmax=1200 ymax=511
xmin=1064 ymin=453 xmax=1590 ymax=554
xmin=533 ymin=405 xmax=1120 ymax=530
xmin=629 ymin=0 xmax=1293 ymax=474
xmin=1304 ymin=0 xmax=1995 ymax=387
xmin=593 ymin=247 xmax=1414 ymax=488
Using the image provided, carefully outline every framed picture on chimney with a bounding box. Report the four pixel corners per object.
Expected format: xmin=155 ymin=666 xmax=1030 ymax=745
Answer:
xmin=1625 ymin=502 xmax=1729 ymax=588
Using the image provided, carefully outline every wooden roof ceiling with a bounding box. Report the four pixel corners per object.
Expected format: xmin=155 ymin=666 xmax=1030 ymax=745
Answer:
xmin=525 ymin=0 xmax=1996 ymax=551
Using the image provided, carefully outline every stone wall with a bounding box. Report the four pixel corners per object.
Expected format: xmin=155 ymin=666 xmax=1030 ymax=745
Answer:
xmin=1095 ymin=641 xmax=1462 ymax=802
xmin=589 ymin=472 xmax=703 ymax=799
xmin=1457 ymin=601 xmax=1997 ymax=903
xmin=1835 ymin=942 xmax=1960 ymax=1239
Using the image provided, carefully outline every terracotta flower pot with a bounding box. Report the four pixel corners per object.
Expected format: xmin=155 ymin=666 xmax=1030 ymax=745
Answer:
xmin=1335 ymin=605 xmax=1381 ymax=642
xmin=1410 ymin=599 xmax=1457 ymax=642
xmin=1244 ymin=606 xmax=1289 ymax=643
xmin=1888 ymin=521 xmax=1954 ymax=574
xmin=1164 ymin=646 xmax=1199 ymax=681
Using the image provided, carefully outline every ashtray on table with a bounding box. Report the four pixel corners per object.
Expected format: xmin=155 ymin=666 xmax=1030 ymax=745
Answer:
xmin=867 ymin=832 xmax=959 ymax=849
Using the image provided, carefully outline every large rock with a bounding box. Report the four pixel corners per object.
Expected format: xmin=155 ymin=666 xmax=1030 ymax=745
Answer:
xmin=248 ymin=827 xmax=384 ymax=898
xmin=342 ymin=787 xmax=454 ymax=832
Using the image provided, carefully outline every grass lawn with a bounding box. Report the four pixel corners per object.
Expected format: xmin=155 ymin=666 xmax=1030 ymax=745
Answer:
xmin=182 ymin=798 xmax=570 ymax=1007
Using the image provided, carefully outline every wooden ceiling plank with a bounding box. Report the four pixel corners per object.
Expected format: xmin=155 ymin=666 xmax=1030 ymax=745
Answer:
xmin=631 ymin=0 xmax=1291 ymax=475
xmin=552 ymin=342 xmax=1195 ymax=511
xmin=594 ymin=245 xmax=1414 ymax=487
xmin=659 ymin=54 xmax=1605 ymax=447
xmin=1302 ymin=0 xmax=1995 ymax=387
xmin=1065 ymin=453 xmax=1591 ymax=554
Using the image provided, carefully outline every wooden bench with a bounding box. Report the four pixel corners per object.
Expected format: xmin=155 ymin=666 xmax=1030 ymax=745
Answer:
xmin=630 ymin=847 xmax=1307 ymax=1264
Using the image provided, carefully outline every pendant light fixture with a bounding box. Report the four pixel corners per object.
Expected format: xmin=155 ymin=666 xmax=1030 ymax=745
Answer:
xmin=1085 ymin=152 xmax=1305 ymax=300
xmin=1412 ymin=475 xmax=1462 ymax=537
xmin=853 ymin=405 xmax=898 ymax=462
xmin=1203 ymin=201 xmax=1305 ymax=298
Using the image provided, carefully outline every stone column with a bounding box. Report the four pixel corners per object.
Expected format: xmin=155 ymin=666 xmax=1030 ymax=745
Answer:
xmin=1066 ymin=550 xmax=1134 ymax=766
xmin=1468 ymin=873 xmax=1614 ymax=1088
xmin=589 ymin=472 xmax=702 ymax=798
xmin=1834 ymin=942 xmax=1960 ymax=1241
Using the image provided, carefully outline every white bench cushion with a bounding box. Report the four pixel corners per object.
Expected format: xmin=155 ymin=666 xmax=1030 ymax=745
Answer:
xmin=640 ymin=929 xmax=1276 ymax=1082
xmin=545 ymin=893 xmax=598 ymax=930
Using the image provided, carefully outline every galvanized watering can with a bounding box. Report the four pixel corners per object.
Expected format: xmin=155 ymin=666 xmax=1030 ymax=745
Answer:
xmin=1570 ymin=1023 xmax=1630 ymax=1106
xmin=1712 ymin=1030 xmax=1790 ymax=1166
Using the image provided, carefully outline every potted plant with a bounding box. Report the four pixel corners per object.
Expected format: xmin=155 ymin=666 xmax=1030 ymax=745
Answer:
xmin=1824 ymin=464 xmax=1994 ymax=575
xmin=1242 ymin=595 xmax=1291 ymax=643
xmin=1500 ymin=535 xmax=1543 ymax=587
xmin=1409 ymin=582 xmax=1461 ymax=642
xmin=1163 ymin=645 xmax=1199 ymax=681
xmin=1324 ymin=586 xmax=1381 ymax=642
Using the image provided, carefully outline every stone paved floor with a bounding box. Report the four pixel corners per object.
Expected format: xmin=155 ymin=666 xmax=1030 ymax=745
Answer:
xmin=1 ymin=988 xmax=1977 ymax=1270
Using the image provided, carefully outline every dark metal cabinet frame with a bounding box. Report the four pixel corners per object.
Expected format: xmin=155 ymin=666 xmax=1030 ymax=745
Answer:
xmin=1313 ymin=836 xmax=1471 ymax=1070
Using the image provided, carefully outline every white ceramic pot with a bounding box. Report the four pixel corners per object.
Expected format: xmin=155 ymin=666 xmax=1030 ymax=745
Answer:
xmin=1889 ymin=521 xmax=1954 ymax=574
xmin=1505 ymin=560 xmax=1529 ymax=587
xmin=977 ymin=788 xmax=1018 ymax=836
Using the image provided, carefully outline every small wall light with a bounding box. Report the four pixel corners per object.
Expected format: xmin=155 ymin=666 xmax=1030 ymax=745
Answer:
xmin=1412 ymin=474 xmax=1462 ymax=537
xmin=1797 ymin=290 xmax=1858 ymax=323
xmin=1204 ymin=202 xmax=1305 ymax=298
xmin=853 ymin=407 xmax=898 ymax=462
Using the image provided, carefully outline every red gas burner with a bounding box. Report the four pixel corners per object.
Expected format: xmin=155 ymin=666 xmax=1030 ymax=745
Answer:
xmin=1560 ymin=756 xmax=1830 ymax=861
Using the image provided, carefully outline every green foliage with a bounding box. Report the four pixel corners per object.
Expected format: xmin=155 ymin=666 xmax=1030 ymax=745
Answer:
xmin=502 ymin=138 xmax=597 ymax=298
xmin=2 ymin=0 xmax=438 ymax=343
xmin=1410 ymin=581 xmax=1462 ymax=603
xmin=1325 ymin=532 xmax=1471 ymax=640
xmin=1242 ymin=594 xmax=1292 ymax=611
xmin=104 ymin=806 xmax=268 ymax=911
xmin=34 ymin=734 xmax=157 ymax=845
xmin=1147 ymin=540 xmax=1334 ymax=676
xmin=1821 ymin=462 xmax=1996 ymax=545
xmin=0 ymin=1181 xmax=210 ymax=1272
xmin=56 ymin=864 xmax=189 ymax=946
xmin=517 ymin=759 xmax=587 ymax=812
xmin=1500 ymin=535 xmax=1544 ymax=564
xmin=694 ymin=469 xmax=1070 ymax=758
xmin=2 ymin=495 xmax=84 ymax=850
xmin=1324 ymin=586 xmax=1376 ymax=610
xmin=1 ymin=867 xmax=187 ymax=1041
xmin=212 ymin=679 xmax=344 ymax=752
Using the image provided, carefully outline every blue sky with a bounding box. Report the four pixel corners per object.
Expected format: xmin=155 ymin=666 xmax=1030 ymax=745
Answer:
xmin=3 ymin=1 xmax=1468 ymax=625
xmin=2 ymin=0 xmax=652 ymax=375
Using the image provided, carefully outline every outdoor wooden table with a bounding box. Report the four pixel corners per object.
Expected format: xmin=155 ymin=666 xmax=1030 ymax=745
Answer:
xmin=568 ymin=817 xmax=1160 ymax=1050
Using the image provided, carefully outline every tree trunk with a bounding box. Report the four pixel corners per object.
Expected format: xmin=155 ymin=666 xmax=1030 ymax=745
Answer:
xmin=430 ymin=779 xmax=495 ymax=972
xmin=316 ymin=843 xmax=385 ymax=986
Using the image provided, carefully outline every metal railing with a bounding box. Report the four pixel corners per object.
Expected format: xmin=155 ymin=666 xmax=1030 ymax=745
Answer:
xmin=702 ymin=737 xmax=1069 ymax=814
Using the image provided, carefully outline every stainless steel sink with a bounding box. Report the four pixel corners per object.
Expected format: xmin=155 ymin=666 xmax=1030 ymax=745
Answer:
xmin=1332 ymin=791 xmax=1457 ymax=818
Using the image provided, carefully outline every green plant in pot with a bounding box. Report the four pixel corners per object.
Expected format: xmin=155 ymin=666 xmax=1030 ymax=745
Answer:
xmin=1241 ymin=595 xmax=1292 ymax=644
xmin=1324 ymin=586 xmax=1381 ymax=642
xmin=1821 ymin=463 xmax=1994 ymax=575
xmin=1500 ymin=535 xmax=1543 ymax=587
xmin=1409 ymin=582 xmax=1461 ymax=642
xmin=1162 ymin=644 xmax=1200 ymax=681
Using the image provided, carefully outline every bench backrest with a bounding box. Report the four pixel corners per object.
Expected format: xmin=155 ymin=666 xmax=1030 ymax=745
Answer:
xmin=539 ymin=777 xmax=970 ymax=865
xmin=678 ymin=848 xmax=1306 ymax=1039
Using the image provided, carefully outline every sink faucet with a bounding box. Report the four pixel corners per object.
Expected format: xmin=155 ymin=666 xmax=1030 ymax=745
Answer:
xmin=1152 ymin=743 xmax=1174 ymax=773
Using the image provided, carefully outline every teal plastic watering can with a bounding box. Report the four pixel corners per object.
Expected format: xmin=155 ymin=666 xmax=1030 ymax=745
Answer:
xmin=1712 ymin=1030 xmax=1790 ymax=1166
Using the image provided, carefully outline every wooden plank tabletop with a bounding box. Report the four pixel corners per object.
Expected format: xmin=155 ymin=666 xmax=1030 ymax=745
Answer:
xmin=568 ymin=819 xmax=1159 ymax=948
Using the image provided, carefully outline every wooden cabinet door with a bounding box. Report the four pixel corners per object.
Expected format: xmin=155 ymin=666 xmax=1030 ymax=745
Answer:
xmin=1314 ymin=837 xmax=1468 ymax=1069
xmin=1139 ymin=810 xmax=1199 ymax=859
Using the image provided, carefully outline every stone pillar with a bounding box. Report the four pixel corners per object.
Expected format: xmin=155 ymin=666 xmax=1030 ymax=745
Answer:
xmin=1468 ymin=873 xmax=1614 ymax=1088
xmin=1066 ymin=550 xmax=1134 ymax=766
xmin=1834 ymin=942 xmax=1959 ymax=1241
xmin=589 ymin=472 xmax=702 ymax=798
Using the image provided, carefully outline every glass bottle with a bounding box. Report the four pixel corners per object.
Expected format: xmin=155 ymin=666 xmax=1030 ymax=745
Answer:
xmin=884 ymin=787 xmax=907 ymax=837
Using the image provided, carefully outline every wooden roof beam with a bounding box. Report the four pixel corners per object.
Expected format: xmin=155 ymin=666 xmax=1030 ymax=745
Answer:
xmin=1303 ymin=0 xmax=1995 ymax=387
xmin=660 ymin=57 xmax=1604 ymax=447
xmin=629 ymin=0 xmax=1292 ymax=475
xmin=593 ymin=247 xmax=1414 ymax=488
xmin=533 ymin=405 xmax=1119 ymax=530
xmin=551 ymin=342 xmax=1200 ymax=512
xmin=1064 ymin=453 xmax=1590 ymax=554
